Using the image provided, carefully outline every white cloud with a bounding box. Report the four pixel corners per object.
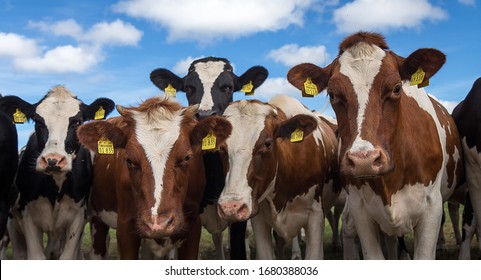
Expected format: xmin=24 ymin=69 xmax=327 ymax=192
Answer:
xmin=458 ymin=0 xmax=476 ymax=6
xmin=333 ymin=0 xmax=448 ymax=34
xmin=82 ymin=20 xmax=143 ymax=46
xmin=249 ymin=77 xmax=300 ymax=101
xmin=439 ymin=100 xmax=459 ymax=114
xmin=172 ymin=56 xmax=203 ymax=76
xmin=29 ymin=19 xmax=142 ymax=46
xmin=2 ymin=19 xmax=142 ymax=74
xmin=267 ymin=44 xmax=329 ymax=67
xmin=0 ymin=32 xmax=39 ymax=58
xmin=13 ymin=45 xmax=102 ymax=73
xmin=114 ymin=0 xmax=315 ymax=43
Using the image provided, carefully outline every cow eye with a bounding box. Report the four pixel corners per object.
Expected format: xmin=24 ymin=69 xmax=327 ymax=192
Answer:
xmin=126 ymin=158 xmax=140 ymax=170
xmin=70 ymin=120 xmax=82 ymax=128
xmin=221 ymin=85 xmax=233 ymax=93
xmin=264 ymin=138 xmax=273 ymax=149
xmin=184 ymin=85 xmax=195 ymax=95
xmin=392 ymin=83 xmax=402 ymax=96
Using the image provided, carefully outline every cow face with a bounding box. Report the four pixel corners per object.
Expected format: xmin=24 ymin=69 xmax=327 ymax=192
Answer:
xmin=209 ymin=100 xmax=317 ymax=221
xmin=77 ymin=96 xmax=231 ymax=239
xmin=288 ymin=32 xmax=445 ymax=179
xmin=150 ymin=57 xmax=268 ymax=118
xmin=0 ymin=86 xmax=114 ymax=175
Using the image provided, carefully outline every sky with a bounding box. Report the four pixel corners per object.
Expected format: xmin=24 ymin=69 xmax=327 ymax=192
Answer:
xmin=1 ymin=0 xmax=480 ymax=149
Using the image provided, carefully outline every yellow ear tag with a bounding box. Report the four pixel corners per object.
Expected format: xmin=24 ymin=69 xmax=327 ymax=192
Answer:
xmin=202 ymin=133 xmax=217 ymax=150
xmin=290 ymin=128 xmax=304 ymax=143
xmin=13 ymin=108 xmax=27 ymax=124
xmin=94 ymin=106 xmax=105 ymax=120
xmin=303 ymin=78 xmax=319 ymax=97
xmin=165 ymin=84 xmax=177 ymax=97
xmin=241 ymin=81 xmax=254 ymax=96
xmin=98 ymin=139 xmax=115 ymax=155
xmin=410 ymin=67 xmax=425 ymax=86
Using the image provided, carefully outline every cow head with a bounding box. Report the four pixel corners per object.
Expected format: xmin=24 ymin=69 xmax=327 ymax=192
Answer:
xmin=150 ymin=57 xmax=268 ymax=118
xmin=0 ymin=86 xmax=114 ymax=175
xmin=77 ymin=95 xmax=231 ymax=238
xmin=288 ymin=32 xmax=445 ymax=179
xmin=202 ymin=100 xmax=317 ymax=221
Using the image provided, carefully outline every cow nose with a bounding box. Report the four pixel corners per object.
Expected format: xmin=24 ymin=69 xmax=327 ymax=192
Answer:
xmin=147 ymin=212 xmax=179 ymax=237
xmin=195 ymin=109 xmax=217 ymax=120
xmin=41 ymin=154 xmax=66 ymax=172
xmin=218 ymin=201 xmax=250 ymax=222
xmin=343 ymin=148 xmax=389 ymax=178
xmin=47 ymin=158 xmax=58 ymax=167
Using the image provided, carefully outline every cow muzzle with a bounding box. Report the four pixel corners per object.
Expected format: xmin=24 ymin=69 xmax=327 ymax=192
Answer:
xmin=341 ymin=147 xmax=392 ymax=178
xmin=143 ymin=212 xmax=183 ymax=238
xmin=38 ymin=153 xmax=68 ymax=174
xmin=217 ymin=201 xmax=251 ymax=222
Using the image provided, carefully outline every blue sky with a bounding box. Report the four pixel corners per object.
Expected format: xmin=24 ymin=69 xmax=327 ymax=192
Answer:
xmin=1 ymin=0 xmax=480 ymax=149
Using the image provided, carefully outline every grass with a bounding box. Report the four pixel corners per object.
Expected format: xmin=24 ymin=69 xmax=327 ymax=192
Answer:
xmin=4 ymin=204 xmax=480 ymax=260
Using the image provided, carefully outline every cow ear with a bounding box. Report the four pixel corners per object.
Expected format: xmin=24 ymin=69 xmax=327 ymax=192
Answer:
xmin=77 ymin=120 xmax=127 ymax=151
xmin=190 ymin=116 xmax=232 ymax=149
xmin=275 ymin=114 xmax=318 ymax=141
xmin=399 ymin=48 xmax=446 ymax=82
xmin=235 ymin=66 xmax=269 ymax=93
xmin=84 ymin=98 xmax=115 ymax=121
xmin=287 ymin=63 xmax=331 ymax=96
xmin=0 ymin=95 xmax=35 ymax=121
xmin=150 ymin=68 xmax=185 ymax=93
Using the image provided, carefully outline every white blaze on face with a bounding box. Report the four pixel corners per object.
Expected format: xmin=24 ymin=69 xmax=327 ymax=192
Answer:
xmin=339 ymin=42 xmax=385 ymax=153
xmin=219 ymin=101 xmax=277 ymax=211
xmin=131 ymin=104 xmax=183 ymax=217
xmin=195 ymin=61 xmax=226 ymax=111
xmin=35 ymin=87 xmax=81 ymax=171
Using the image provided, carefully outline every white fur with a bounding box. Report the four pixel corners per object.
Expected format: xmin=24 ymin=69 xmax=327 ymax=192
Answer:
xmin=219 ymin=101 xmax=276 ymax=214
xmin=8 ymin=196 xmax=86 ymax=259
xmin=195 ymin=61 xmax=226 ymax=111
xmin=339 ymin=42 xmax=385 ymax=153
xmin=35 ymin=86 xmax=82 ymax=173
xmin=131 ymin=104 xmax=184 ymax=217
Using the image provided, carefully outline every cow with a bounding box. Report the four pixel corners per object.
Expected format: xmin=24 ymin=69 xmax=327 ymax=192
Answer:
xmin=287 ymin=31 xmax=464 ymax=259
xmin=452 ymin=77 xmax=481 ymax=259
xmin=77 ymin=95 xmax=232 ymax=259
xmin=0 ymin=86 xmax=115 ymax=259
xmin=150 ymin=56 xmax=268 ymax=259
xmin=0 ymin=94 xmax=19 ymax=259
xmin=211 ymin=95 xmax=341 ymax=259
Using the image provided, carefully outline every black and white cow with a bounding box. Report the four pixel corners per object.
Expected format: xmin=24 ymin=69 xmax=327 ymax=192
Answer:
xmin=452 ymin=77 xmax=481 ymax=259
xmin=150 ymin=56 xmax=268 ymax=259
xmin=0 ymin=94 xmax=19 ymax=258
xmin=0 ymin=86 xmax=114 ymax=259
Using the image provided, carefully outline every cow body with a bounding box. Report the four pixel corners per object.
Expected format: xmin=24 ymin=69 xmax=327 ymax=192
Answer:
xmin=0 ymin=86 xmax=114 ymax=259
xmin=0 ymin=95 xmax=18 ymax=258
xmin=288 ymin=32 xmax=463 ymax=259
xmin=150 ymin=57 xmax=268 ymax=259
xmin=214 ymin=95 xmax=340 ymax=259
xmin=452 ymin=77 xmax=481 ymax=259
xmin=78 ymin=96 xmax=231 ymax=259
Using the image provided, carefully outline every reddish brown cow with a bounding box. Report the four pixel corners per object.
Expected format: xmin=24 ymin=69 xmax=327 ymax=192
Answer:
xmin=210 ymin=95 xmax=341 ymax=259
xmin=288 ymin=32 xmax=464 ymax=259
xmin=77 ymin=95 xmax=231 ymax=259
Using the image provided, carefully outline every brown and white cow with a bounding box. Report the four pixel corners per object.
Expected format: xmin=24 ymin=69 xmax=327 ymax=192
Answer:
xmin=77 ymin=95 xmax=231 ymax=259
xmin=288 ymin=32 xmax=464 ymax=259
xmin=210 ymin=95 xmax=340 ymax=259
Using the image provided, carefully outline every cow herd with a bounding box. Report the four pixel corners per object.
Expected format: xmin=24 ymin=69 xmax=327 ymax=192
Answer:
xmin=0 ymin=31 xmax=480 ymax=260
